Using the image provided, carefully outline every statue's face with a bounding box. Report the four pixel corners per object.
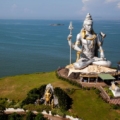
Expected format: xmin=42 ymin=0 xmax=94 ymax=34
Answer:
xmin=84 ymin=21 xmax=93 ymax=32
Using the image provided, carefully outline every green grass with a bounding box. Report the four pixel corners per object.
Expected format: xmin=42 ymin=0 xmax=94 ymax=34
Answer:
xmin=0 ymin=72 xmax=78 ymax=100
xmin=0 ymin=71 xmax=120 ymax=120
xmin=71 ymin=89 xmax=120 ymax=120
xmin=103 ymin=86 xmax=114 ymax=98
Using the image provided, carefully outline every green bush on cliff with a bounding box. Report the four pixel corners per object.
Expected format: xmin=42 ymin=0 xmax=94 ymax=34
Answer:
xmin=21 ymin=85 xmax=46 ymax=106
xmin=54 ymin=87 xmax=72 ymax=110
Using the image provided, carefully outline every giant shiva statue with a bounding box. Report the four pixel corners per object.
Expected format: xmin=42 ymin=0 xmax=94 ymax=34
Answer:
xmin=67 ymin=13 xmax=111 ymax=69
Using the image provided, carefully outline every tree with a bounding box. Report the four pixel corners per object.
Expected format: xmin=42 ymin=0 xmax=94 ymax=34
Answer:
xmin=26 ymin=111 xmax=35 ymax=120
xmin=0 ymin=104 xmax=5 ymax=114
xmin=0 ymin=114 xmax=8 ymax=120
xmin=54 ymin=87 xmax=72 ymax=110
xmin=0 ymin=104 xmax=7 ymax=120
xmin=21 ymin=85 xmax=46 ymax=106
xmin=8 ymin=112 xmax=22 ymax=120
xmin=35 ymin=113 xmax=46 ymax=120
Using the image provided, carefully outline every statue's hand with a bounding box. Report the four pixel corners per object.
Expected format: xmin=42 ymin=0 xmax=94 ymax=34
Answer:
xmin=67 ymin=34 xmax=72 ymax=41
xmin=100 ymin=52 xmax=105 ymax=60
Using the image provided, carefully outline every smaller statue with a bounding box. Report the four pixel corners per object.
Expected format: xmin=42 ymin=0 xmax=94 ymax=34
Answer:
xmin=111 ymin=81 xmax=117 ymax=91
xmin=41 ymin=84 xmax=59 ymax=108
xmin=44 ymin=88 xmax=52 ymax=105
xmin=110 ymin=81 xmax=120 ymax=97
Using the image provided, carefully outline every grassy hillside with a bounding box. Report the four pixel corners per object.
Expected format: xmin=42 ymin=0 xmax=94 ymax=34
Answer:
xmin=71 ymin=89 xmax=120 ymax=120
xmin=0 ymin=71 xmax=120 ymax=120
xmin=0 ymin=72 xmax=78 ymax=100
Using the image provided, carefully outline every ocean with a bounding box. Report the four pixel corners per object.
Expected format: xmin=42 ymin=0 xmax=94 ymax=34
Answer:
xmin=0 ymin=19 xmax=120 ymax=78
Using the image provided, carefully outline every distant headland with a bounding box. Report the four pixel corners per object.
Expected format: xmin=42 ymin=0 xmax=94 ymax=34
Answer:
xmin=50 ymin=23 xmax=64 ymax=26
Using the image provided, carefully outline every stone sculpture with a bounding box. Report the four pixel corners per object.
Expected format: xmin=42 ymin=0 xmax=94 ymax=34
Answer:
xmin=67 ymin=13 xmax=111 ymax=69
xmin=43 ymin=84 xmax=53 ymax=105
xmin=110 ymin=81 xmax=120 ymax=97
xmin=42 ymin=84 xmax=59 ymax=107
xmin=44 ymin=88 xmax=52 ymax=105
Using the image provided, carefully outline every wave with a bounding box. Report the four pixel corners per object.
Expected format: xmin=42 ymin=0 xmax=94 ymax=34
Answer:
xmin=103 ymin=26 xmax=112 ymax=28
xmin=109 ymin=33 xmax=120 ymax=34
xmin=0 ymin=22 xmax=22 ymax=25
xmin=0 ymin=22 xmax=44 ymax=26
xmin=21 ymin=33 xmax=46 ymax=36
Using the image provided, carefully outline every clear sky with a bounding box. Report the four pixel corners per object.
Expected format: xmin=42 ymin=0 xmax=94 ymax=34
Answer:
xmin=0 ymin=0 xmax=120 ymax=20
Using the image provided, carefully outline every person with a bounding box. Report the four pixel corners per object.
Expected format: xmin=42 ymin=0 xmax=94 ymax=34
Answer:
xmin=67 ymin=13 xmax=111 ymax=69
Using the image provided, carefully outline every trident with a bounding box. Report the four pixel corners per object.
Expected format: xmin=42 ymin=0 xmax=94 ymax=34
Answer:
xmin=68 ymin=21 xmax=73 ymax=65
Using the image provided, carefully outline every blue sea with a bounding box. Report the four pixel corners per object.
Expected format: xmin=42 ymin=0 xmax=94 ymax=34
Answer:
xmin=0 ymin=19 xmax=120 ymax=78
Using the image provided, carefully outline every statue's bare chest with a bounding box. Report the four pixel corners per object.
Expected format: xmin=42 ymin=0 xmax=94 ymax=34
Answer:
xmin=81 ymin=39 xmax=94 ymax=46
xmin=81 ymin=34 xmax=95 ymax=45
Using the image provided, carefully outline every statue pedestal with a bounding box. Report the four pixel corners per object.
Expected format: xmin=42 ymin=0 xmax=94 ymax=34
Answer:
xmin=66 ymin=64 xmax=116 ymax=77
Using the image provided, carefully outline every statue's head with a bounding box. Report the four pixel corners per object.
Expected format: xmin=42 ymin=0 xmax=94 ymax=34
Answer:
xmin=83 ymin=13 xmax=93 ymax=32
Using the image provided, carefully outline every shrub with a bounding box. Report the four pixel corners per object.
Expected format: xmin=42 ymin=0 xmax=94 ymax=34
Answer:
xmin=0 ymin=104 xmax=5 ymax=113
xmin=0 ymin=113 xmax=8 ymax=120
xmin=103 ymin=86 xmax=114 ymax=98
xmin=111 ymin=104 xmax=120 ymax=110
xmin=54 ymin=87 xmax=72 ymax=110
xmin=26 ymin=111 xmax=35 ymax=120
xmin=23 ymin=104 xmax=51 ymax=112
xmin=51 ymin=109 xmax=57 ymax=116
xmin=21 ymin=85 xmax=46 ymax=106
xmin=38 ymin=85 xmax=46 ymax=98
xmin=56 ymin=109 xmax=66 ymax=118
xmin=21 ymin=94 xmax=38 ymax=107
xmin=95 ymin=89 xmax=101 ymax=94
xmin=55 ymin=71 xmax=82 ymax=88
xmin=35 ymin=113 xmax=46 ymax=120
xmin=8 ymin=112 xmax=23 ymax=120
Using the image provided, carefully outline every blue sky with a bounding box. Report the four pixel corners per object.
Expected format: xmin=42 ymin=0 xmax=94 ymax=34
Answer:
xmin=0 ymin=0 xmax=120 ymax=20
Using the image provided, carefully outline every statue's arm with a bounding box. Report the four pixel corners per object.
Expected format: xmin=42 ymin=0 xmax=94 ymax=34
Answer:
xmin=67 ymin=34 xmax=82 ymax=52
xmin=99 ymin=46 xmax=105 ymax=58
xmin=96 ymin=34 xmax=105 ymax=59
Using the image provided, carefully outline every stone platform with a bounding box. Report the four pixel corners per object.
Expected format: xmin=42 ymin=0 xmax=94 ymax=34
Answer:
xmin=58 ymin=65 xmax=120 ymax=84
xmin=66 ymin=64 xmax=117 ymax=77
